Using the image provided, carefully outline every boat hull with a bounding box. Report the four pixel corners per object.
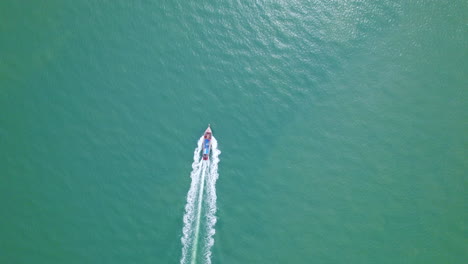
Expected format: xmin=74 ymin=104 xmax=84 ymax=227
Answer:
xmin=202 ymin=125 xmax=212 ymax=160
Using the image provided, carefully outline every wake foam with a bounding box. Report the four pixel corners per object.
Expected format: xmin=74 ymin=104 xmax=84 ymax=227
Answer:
xmin=180 ymin=136 xmax=221 ymax=264
xmin=180 ymin=136 xmax=204 ymax=264
xmin=202 ymin=137 xmax=220 ymax=264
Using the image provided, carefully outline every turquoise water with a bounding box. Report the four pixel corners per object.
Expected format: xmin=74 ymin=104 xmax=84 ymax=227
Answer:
xmin=1 ymin=1 xmax=467 ymax=263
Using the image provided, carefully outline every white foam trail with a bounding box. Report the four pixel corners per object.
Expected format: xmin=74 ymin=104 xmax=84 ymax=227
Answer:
xmin=180 ymin=135 xmax=221 ymax=264
xmin=202 ymin=137 xmax=221 ymax=264
xmin=191 ymin=161 xmax=208 ymax=264
xmin=180 ymin=136 xmax=204 ymax=264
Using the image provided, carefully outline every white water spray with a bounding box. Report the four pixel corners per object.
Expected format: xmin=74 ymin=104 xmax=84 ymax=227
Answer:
xmin=180 ymin=137 xmax=204 ymax=264
xmin=191 ymin=161 xmax=208 ymax=264
xmin=202 ymin=137 xmax=220 ymax=264
xmin=180 ymin=136 xmax=221 ymax=264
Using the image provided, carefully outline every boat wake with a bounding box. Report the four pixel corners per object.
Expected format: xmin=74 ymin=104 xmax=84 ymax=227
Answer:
xmin=180 ymin=136 xmax=221 ymax=264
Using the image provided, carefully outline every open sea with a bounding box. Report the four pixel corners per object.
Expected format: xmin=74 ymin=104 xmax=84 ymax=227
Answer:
xmin=1 ymin=1 xmax=467 ymax=263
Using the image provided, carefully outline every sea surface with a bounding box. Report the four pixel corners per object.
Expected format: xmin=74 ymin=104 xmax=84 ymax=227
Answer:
xmin=1 ymin=1 xmax=467 ymax=263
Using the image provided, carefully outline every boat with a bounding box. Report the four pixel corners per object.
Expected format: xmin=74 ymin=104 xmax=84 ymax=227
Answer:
xmin=202 ymin=124 xmax=212 ymax=160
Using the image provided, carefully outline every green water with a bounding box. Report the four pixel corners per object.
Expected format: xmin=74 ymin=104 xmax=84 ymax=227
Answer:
xmin=1 ymin=1 xmax=467 ymax=263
